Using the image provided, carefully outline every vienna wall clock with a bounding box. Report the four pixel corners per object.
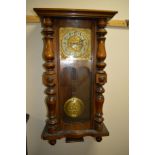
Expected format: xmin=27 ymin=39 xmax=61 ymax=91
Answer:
xmin=34 ymin=8 xmax=117 ymax=145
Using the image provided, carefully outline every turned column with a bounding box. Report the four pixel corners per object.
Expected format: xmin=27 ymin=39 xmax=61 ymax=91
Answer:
xmin=42 ymin=17 xmax=58 ymax=134
xmin=95 ymin=19 xmax=107 ymax=133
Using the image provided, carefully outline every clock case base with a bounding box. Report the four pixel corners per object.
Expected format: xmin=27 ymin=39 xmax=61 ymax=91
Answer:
xmin=42 ymin=123 xmax=109 ymax=145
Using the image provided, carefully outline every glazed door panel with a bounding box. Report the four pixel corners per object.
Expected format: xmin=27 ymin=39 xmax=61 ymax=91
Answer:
xmin=56 ymin=19 xmax=95 ymax=129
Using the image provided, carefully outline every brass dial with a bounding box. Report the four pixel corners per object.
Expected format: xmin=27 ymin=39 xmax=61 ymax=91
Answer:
xmin=59 ymin=27 xmax=91 ymax=59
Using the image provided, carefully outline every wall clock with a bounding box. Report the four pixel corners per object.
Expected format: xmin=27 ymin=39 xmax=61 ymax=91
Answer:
xmin=34 ymin=8 xmax=117 ymax=145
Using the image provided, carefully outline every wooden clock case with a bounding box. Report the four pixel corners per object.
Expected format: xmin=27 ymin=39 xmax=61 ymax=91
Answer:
xmin=33 ymin=8 xmax=117 ymax=145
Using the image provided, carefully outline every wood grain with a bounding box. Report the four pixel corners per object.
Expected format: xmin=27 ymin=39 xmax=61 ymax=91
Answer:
xmin=26 ymin=15 xmax=129 ymax=28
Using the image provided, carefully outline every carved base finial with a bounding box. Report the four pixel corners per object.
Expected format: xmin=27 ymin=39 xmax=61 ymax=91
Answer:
xmin=96 ymin=137 xmax=102 ymax=142
xmin=49 ymin=140 xmax=56 ymax=145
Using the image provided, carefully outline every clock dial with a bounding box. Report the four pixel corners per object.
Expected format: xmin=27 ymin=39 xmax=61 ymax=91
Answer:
xmin=59 ymin=27 xmax=91 ymax=59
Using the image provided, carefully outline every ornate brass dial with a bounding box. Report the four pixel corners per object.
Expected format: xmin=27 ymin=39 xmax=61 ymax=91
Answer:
xmin=59 ymin=27 xmax=91 ymax=59
xmin=64 ymin=97 xmax=85 ymax=118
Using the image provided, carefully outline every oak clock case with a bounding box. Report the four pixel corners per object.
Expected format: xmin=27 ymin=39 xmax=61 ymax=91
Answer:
xmin=34 ymin=8 xmax=117 ymax=145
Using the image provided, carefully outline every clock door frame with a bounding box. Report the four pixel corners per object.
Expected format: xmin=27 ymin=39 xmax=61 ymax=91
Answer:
xmin=54 ymin=18 xmax=96 ymax=131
